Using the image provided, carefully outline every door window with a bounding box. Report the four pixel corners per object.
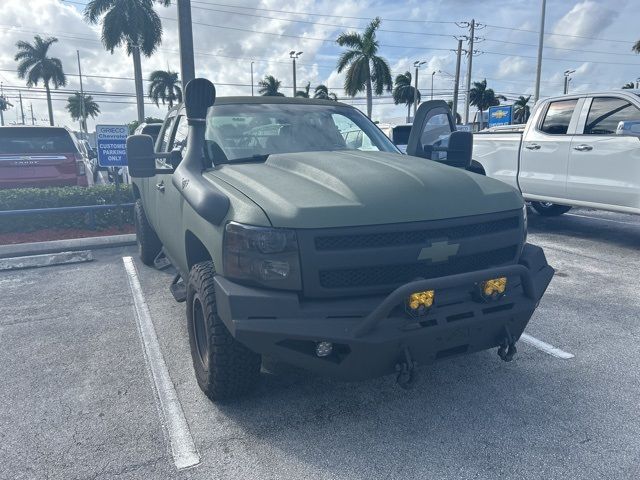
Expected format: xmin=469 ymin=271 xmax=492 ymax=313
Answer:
xmin=157 ymin=115 xmax=177 ymax=152
xmin=171 ymin=115 xmax=188 ymax=151
xmin=584 ymin=97 xmax=640 ymax=135
xmin=539 ymin=99 xmax=578 ymax=135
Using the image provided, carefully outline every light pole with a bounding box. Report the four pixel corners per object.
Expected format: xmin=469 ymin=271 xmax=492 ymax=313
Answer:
xmin=563 ymin=69 xmax=575 ymax=94
xmin=413 ymin=60 xmax=426 ymax=119
xmin=290 ymin=51 xmax=302 ymax=96
xmin=636 ymin=77 xmax=639 ymax=89
xmin=534 ymin=0 xmax=546 ymax=104
xmin=250 ymin=61 xmax=254 ymax=96
xmin=431 ymin=70 xmax=441 ymax=100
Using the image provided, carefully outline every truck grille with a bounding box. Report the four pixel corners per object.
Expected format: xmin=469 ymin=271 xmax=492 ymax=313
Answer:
xmin=319 ymin=246 xmax=518 ymax=289
xmin=296 ymin=210 xmax=524 ymax=298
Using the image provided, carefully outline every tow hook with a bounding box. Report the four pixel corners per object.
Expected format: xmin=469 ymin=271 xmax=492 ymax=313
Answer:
xmin=497 ymin=327 xmax=517 ymax=362
xmin=395 ymin=346 xmax=417 ymax=389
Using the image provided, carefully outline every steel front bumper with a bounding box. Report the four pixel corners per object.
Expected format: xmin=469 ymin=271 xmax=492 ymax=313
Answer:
xmin=213 ymin=243 xmax=554 ymax=380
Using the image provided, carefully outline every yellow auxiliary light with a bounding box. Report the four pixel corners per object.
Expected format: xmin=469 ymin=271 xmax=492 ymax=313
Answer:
xmin=408 ymin=290 xmax=435 ymax=310
xmin=481 ymin=277 xmax=508 ymax=299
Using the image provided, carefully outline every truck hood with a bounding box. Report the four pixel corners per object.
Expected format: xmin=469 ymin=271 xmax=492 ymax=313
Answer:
xmin=207 ymin=150 xmax=522 ymax=228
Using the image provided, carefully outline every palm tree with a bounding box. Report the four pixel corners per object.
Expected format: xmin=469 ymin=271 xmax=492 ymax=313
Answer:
xmin=148 ymin=70 xmax=182 ymax=108
xmin=336 ymin=17 xmax=392 ymax=118
xmin=14 ymin=36 xmax=66 ymax=126
xmin=84 ymin=0 xmax=172 ymax=123
xmin=392 ymin=71 xmax=419 ymax=123
xmin=313 ymin=84 xmax=338 ymax=101
xmin=0 ymin=95 xmax=12 ymax=127
xmin=469 ymin=79 xmax=506 ymax=129
xmin=622 ymin=82 xmax=635 ymax=89
xmin=66 ymin=92 xmax=100 ymax=131
xmin=258 ymin=75 xmax=285 ymax=96
xmin=295 ymin=82 xmax=311 ymax=98
xmin=446 ymin=100 xmax=462 ymax=125
xmin=513 ymin=95 xmax=531 ymax=124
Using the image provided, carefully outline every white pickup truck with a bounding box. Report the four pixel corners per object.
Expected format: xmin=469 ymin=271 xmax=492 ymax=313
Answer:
xmin=472 ymin=91 xmax=640 ymax=216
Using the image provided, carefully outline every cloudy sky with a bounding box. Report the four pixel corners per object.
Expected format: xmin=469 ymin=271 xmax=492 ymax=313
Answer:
xmin=0 ymin=0 xmax=638 ymax=130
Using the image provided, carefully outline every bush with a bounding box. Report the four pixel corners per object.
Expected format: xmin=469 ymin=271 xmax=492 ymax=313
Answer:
xmin=0 ymin=185 xmax=134 ymax=233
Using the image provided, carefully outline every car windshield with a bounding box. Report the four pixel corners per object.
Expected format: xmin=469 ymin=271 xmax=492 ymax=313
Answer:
xmin=0 ymin=127 xmax=76 ymax=154
xmin=204 ymin=103 xmax=399 ymax=163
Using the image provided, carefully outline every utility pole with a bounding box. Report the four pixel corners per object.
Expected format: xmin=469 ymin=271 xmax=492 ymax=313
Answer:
xmin=534 ymin=0 xmax=547 ymax=104
xmin=77 ymin=50 xmax=86 ymax=134
xmin=0 ymin=83 xmax=4 ymax=127
xmin=177 ymin=0 xmax=195 ymax=86
xmin=250 ymin=61 xmax=254 ymax=96
xmin=463 ymin=19 xmax=475 ymax=125
xmin=19 ymin=91 xmax=25 ymax=125
xmin=29 ymin=103 xmax=35 ymax=125
xmin=290 ymin=51 xmax=302 ymax=96
xmin=452 ymin=39 xmax=463 ymax=124
xmin=132 ymin=46 xmax=145 ymax=124
xmin=413 ymin=60 xmax=425 ymax=118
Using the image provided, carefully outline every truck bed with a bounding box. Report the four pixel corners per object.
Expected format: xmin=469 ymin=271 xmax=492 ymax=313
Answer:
xmin=473 ymin=131 xmax=523 ymax=191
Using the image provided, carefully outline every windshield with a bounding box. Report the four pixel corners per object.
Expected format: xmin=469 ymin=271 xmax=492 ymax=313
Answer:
xmin=205 ymin=103 xmax=398 ymax=163
xmin=0 ymin=127 xmax=77 ymax=154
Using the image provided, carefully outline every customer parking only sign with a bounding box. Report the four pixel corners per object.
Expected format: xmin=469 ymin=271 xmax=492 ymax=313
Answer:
xmin=96 ymin=125 xmax=128 ymax=167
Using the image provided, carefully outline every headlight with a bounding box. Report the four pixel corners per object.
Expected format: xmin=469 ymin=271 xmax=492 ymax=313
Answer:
xmin=223 ymin=222 xmax=302 ymax=290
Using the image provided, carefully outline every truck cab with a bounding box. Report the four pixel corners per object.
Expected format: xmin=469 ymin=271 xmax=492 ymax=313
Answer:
xmin=127 ymin=79 xmax=553 ymax=402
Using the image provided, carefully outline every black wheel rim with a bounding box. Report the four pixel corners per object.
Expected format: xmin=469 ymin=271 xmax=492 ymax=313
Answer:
xmin=192 ymin=296 xmax=209 ymax=370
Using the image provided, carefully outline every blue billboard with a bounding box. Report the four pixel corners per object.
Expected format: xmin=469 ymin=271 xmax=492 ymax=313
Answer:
xmin=488 ymin=106 xmax=513 ymax=127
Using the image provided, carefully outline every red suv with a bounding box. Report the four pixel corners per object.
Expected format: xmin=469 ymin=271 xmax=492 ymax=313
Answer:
xmin=0 ymin=126 xmax=92 ymax=189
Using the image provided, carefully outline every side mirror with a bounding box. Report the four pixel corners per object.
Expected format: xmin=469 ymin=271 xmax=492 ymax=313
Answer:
xmin=126 ymin=134 xmax=156 ymax=177
xmin=185 ymin=78 xmax=216 ymax=120
xmin=616 ymin=120 xmax=640 ymax=136
xmin=446 ymin=130 xmax=473 ymax=169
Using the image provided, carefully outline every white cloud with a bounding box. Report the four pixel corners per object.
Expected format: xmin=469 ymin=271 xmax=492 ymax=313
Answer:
xmin=548 ymin=1 xmax=618 ymax=49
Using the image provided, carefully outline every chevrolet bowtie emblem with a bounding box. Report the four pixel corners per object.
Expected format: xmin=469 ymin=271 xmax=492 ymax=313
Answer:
xmin=418 ymin=241 xmax=460 ymax=263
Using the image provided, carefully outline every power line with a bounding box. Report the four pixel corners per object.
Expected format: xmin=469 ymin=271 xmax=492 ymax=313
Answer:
xmin=482 ymin=23 xmax=634 ymax=44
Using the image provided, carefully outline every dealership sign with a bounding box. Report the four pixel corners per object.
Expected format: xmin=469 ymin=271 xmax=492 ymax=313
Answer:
xmin=96 ymin=125 xmax=128 ymax=168
xmin=488 ymin=106 xmax=513 ymax=127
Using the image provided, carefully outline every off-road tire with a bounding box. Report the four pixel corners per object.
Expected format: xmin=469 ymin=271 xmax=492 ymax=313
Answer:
xmin=134 ymin=199 xmax=162 ymax=266
xmin=187 ymin=262 xmax=261 ymax=401
xmin=530 ymin=201 xmax=572 ymax=217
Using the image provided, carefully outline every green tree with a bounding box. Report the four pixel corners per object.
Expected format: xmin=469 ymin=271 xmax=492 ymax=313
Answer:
xmin=392 ymin=71 xmax=419 ymax=123
xmin=128 ymin=116 xmax=164 ymax=135
xmin=513 ymin=95 xmax=531 ymax=124
xmin=0 ymin=95 xmax=12 ymax=126
xmin=469 ymin=79 xmax=506 ymax=129
xmin=84 ymin=0 xmax=172 ymax=123
xmin=622 ymin=81 xmax=635 ymax=89
xmin=336 ymin=17 xmax=392 ymax=118
xmin=446 ymin=100 xmax=462 ymax=125
xmin=148 ymin=70 xmax=182 ymax=108
xmin=66 ymin=92 xmax=100 ymax=131
xmin=313 ymin=84 xmax=338 ymax=101
xmin=295 ymin=82 xmax=311 ymax=98
xmin=14 ymin=35 xmax=66 ymax=126
xmin=258 ymin=75 xmax=285 ymax=96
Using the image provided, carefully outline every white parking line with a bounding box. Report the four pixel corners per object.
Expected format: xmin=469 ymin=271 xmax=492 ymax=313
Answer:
xmin=520 ymin=333 xmax=575 ymax=359
xmin=122 ymin=256 xmax=200 ymax=471
xmin=565 ymin=213 xmax=639 ymax=226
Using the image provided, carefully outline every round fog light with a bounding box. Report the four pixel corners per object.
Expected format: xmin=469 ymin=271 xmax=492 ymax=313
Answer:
xmin=315 ymin=341 xmax=333 ymax=357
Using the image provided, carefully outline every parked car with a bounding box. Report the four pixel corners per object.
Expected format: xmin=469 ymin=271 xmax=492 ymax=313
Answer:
xmin=126 ymin=79 xmax=553 ymax=402
xmin=473 ymin=91 xmax=640 ymax=216
xmin=0 ymin=126 xmax=92 ymax=189
xmin=378 ymin=123 xmax=412 ymax=153
xmin=133 ymin=122 xmax=162 ymax=146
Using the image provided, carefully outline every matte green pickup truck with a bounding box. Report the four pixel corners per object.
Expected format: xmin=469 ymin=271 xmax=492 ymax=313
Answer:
xmin=127 ymin=79 xmax=553 ymax=402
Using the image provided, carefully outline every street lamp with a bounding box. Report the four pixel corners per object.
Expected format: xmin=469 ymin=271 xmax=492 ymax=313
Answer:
xmin=290 ymin=50 xmax=303 ymax=96
xmin=563 ymin=69 xmax=575 ymax=94
xmin=413 ymin=60 xmax=426 ymax=119
xmin=431 ymin=70 xmax=441 ymax=100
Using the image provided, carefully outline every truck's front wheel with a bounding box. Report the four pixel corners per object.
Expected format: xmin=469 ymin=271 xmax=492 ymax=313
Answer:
xmin=187 ymin=262 xmax=261 ymax=401
xmin=134 ymin=199 xmax=162 ymax=266
xmin=530 ymin=201 xmax=572 ymax=216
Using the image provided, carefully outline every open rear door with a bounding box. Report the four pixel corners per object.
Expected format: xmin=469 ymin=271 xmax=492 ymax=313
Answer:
xmin=406 ymin=100 xmax=473 ymax=169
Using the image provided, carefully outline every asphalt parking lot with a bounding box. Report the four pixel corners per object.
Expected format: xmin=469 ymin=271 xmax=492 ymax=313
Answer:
xmin=1 ymin=209 xmax=639 ymax=480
